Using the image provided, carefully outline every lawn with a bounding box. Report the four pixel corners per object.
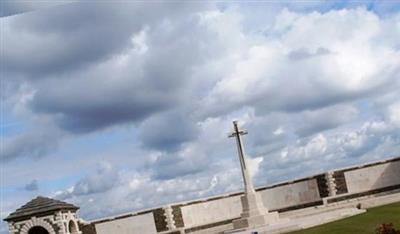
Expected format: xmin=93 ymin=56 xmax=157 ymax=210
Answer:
xmin=289 ymin=202 xmax=400 ymax=234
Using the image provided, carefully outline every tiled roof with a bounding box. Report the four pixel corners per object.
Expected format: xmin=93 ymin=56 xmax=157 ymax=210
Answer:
xmin=4 ymin=196 xmax=79 ymax=221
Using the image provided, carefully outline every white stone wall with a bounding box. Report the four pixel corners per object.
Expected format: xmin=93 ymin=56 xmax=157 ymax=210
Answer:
xmin=94 ymin=213 xmax=157 ymax=234
xmin=345 ymin=160 xmax=400 ymax=194
xmin=86 ymin=158 xmax=399 ymax=233
xmin=181 ymin=196 xmax=242 ymax=228
xmin=179 ymin=179 xmax=320 ymax=228
xmin=259 ymin=179 xmax=320 ymax=210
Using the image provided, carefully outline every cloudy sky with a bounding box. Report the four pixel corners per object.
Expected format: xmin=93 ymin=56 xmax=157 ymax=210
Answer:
xmin=1 ymin=0 xmax=400 ymax=232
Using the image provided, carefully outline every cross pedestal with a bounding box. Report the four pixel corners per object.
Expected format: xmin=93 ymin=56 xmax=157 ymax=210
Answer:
xmin=229 ymin=121 xmax=279 ymax=230
xmin=233 ymin=193 xmax=279 ymax=229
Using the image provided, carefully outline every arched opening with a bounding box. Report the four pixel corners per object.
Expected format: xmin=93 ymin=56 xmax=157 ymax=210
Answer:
xmin=68 ymin=220 xmax=79 ymax=234
xmin=28 ymin=226 xmax=49 ymax=234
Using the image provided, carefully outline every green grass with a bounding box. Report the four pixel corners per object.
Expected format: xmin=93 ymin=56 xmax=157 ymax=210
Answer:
xmin=289 ymin=202 xmax=400 ymax=234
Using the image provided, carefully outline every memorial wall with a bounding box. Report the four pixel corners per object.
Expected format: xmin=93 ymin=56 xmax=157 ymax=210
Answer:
xmin=84 ymin=156 xmax=400 ymax=234
xmin=344 ymin=160 xmax=400 ymax=194
xmin=95 ymin=213 xmax=157 ymax=234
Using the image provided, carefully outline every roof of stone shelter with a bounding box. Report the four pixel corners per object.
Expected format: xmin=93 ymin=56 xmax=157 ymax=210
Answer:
xmin=4 ymin=196 xmax=79 ymax=221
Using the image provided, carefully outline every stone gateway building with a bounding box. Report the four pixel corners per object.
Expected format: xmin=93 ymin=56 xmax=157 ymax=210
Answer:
xmin=4 ymin=156 xmax=400 ymax=234
xmin=4 ymin=197 xmax=82 ymax=234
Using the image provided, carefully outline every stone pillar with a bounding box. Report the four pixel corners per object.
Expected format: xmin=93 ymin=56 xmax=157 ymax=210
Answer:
xmin=164 ymin=205 xmax=176 ymax=230
xmin=325 ymin=171 xmax=337 ymax=197
xmin=55 ymin=211 xmax=66 ymax=234
xmin=8 ymin=223 xmax=17 ymax=234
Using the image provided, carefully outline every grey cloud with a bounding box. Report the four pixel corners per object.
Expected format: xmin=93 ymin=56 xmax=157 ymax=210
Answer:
xmin=3 ymin=2 xmax=138 ymax=77
xmin=2 ymin=2 xmax=211 ymax=78
xmin=1 ymin=130 xmax=61 ymax=161
xmin=56 ymin=162 xmax=119 ymax=200
xmin=254 ymin=85 xmax=378 ymax=116
xmin=0 ymin=1 xmax=74 ymax=17
xmin=28 ymin=64 xmax=180 ymax=133
xmin=288 ymin=47 xmax=330 ymax=60
xmin=241 ymin=104 xmax=358 ymax=157
xmin=31 ymin=84 xmax=172 ymax=133
xmin=201 ymin=72 xmax=356 ymax=120
xmin=294 ymin=104 xmax=358 ymax=137
xmin=73 ymin=163 xmax=118 ymax=196
xmin=147 ymin=118 xmax=233 ymax=180
xmin=150 ymin=151 xmax=209 ymax=180
xmin=24 ymin=179 xmax=39 ymax=191
xmin=24 ymin=4 xmax=217 ymax=134
xmin=0 ymin=1 xmax=33 ymax=17
xmin=244 ymin=116 xmax=289 ymax=156
xmin=139 ymin=110 xmax=199 ymax=152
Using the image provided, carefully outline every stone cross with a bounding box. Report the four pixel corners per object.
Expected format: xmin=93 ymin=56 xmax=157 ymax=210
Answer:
xmin=228 ymin=120 xmax=280 ymax=230
xmin=229 ymin=120 xmax=255 ymax=194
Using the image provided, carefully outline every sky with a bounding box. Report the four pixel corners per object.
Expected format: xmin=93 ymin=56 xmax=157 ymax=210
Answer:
xmin=1 ymin=0 xmax=400 ymax=233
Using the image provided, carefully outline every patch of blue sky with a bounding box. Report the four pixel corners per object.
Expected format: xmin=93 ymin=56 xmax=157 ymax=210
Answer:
xmin=355 ymin=99 xmax=385 ymax=121
xmin=3 ymin=174 xmax=83 ymax=198
xmin=315 ymin=1 xmax=400 ymax=16
xmin=367 ymin=1 xmax=400 ymax=16
xmin=0 ymin=114 xmax=26 ymax=137
xmin=233 ymin=1 xmax=398 ymax=16
xmin=1 ymin=186 xmax=17 ymax=196
xmin=218 ymin=1 xmax=394 ymax=36
xmin=280 ymin=0 xmax=394 ymax=15
xmin=39 ymin=174 xmax=83 ymax=192
xmin=0 ymin=122 xmax=26 ymax=136
xmin=47 ymin=126 xmax=142 ymax=173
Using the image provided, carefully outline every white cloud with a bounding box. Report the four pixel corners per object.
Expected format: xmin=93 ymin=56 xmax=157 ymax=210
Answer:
xmin=248 ymin=156 xmax=264 ymax=178
xmin=388 ymin=101 xmax=400 ymax=126
xmin=273 ymin=127 xmax=284 ymax=135
xmin=2 ymin=3 xmax=400 ymax=227
xmin=200 ymin=7 xmax=399 ymax=117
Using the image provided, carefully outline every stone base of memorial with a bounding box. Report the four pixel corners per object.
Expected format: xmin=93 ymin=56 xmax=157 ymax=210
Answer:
xmin=232 ymin=192 xmax=279 ymax=229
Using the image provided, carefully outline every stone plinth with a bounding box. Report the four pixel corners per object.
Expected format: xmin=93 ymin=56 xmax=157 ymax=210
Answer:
xmin=232 ymin=192 xmax=279 ymax=229
xmin=233 ymin=212 xmax=279 ymax=229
